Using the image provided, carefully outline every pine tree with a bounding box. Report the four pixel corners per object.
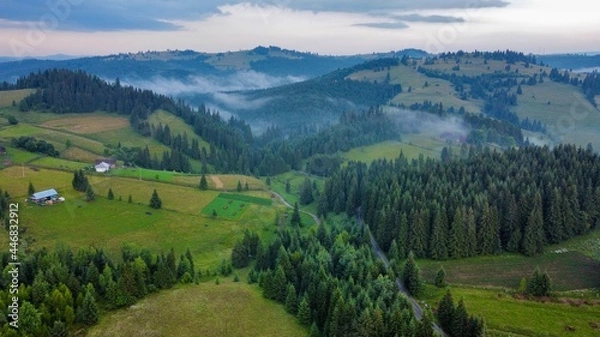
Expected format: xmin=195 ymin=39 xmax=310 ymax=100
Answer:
xmin=435 ymin=266 xmax=447 ymax=288
xmin=299 ymin=177 xmax=314 ymax=205
xmin=244 ymin=181 xmax=249 ymax=191
xmin=522 ymin=193 xmax=544 ymax=256
xmin=85 ymin=183 xmax=95 ymax=201
xmin=28 ymin=181 xmax=35 ymax=196
xmin=429 ymin=209 xmax=448 ymax=260
xmin=437 ymin=290 xmax=455 ymax=334
xmin=237 ymin=180 xmax=242 ymax=192
xmin=128 ymin=195 xmax=132 ymax=203
xmin=107 ymin=188 xmax=114 ymax=200
xmin=451 ymin=299 xmax=468 ymax=337
xmin=402 ymin=251 xmax=422 ymax=296
xmin=291 ymin=202 xmax=302 ymax=227
xmin=285 ymin=283 xmax=298 ymax=314
xmin=149 ymin=189 xmax=162 ymax=209
xmin=77 ymin=291 xmax=99 ymax=325
xmin=199 ymin=173 xmax=208 ymax=190
xmin=285 ymin=180 xmax=291 ymax=193
xmin=526 ymin=267 xmax=551 ymax=296
xmin=297 ymin=295 xmax=311 ymax=325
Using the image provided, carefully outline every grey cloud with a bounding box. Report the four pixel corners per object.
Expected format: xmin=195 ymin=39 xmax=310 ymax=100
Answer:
xmin=389 ymin=14 xmax=465 ymax=23
xmin=354 ymin=22 xmax=410 ymax=30
xmin=0 ymin=0 xmax=510 ymax=31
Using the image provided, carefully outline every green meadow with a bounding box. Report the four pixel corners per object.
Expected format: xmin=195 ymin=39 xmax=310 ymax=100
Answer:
xmin=88 ymin=281 xmax=308 ymax=337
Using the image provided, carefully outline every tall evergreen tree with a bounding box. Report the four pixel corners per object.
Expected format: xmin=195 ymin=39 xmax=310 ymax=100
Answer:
xmin=291 ymin=202 xmax=302 ymax=227
xmin=199 ymin=173 xmax=208 ymax=190
xmin=107 ymin=188 xmax=114 ymax=200
xmin=402 ymin=251 xmax=422 ymax=296
xmin=28 ymin=181 xmax=35 ymax=196
xmin=522 ymin=192 xmax=545 ymax=256
xmin=149 ymin=189 xmax=162 ymax=209
xmin=437 ymin=290 xmax=455 ymax=334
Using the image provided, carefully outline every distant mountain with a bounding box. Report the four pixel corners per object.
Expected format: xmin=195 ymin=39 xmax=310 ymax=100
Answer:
xmin=537 ymin=53 xmax=600 ymax=71
xmin=0 ymin=46 xmax=428 ymax=86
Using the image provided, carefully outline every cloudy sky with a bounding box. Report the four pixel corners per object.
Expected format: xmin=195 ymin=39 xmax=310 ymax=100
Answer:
xmin=1 ymin=0 xmax=598 ymax=57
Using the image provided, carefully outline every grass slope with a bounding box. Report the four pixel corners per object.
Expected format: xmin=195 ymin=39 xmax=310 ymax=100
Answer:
xmin=423 ymin=285 xmax=600 ymax=337
xmin=419 ymin=251 xmax=600 ymax=291
xmin=87 ymin=281 xmax=308 ymax=337
xmin=147 ymin=109 xmax=210 ymax=150
xmin=0 ymin=166 xmax=278 ymax=269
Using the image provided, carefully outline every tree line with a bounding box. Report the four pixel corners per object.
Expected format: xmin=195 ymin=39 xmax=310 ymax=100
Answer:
xmin=11 ymin=136 xmax=59 ymax=157
xmin=0 ymin=244 xmax=198 ymax=336
xmin=241 ymin=216 xmax=446 ymax=337
xmin=319 ymin=144 xmax=600 ymax=259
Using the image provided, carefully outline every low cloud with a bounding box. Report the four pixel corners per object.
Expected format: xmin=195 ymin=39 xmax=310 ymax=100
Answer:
xmin=123 ymin=71 xmax=304 ymax=96
xmin=385 ymin=107 xmax=468 ymax=137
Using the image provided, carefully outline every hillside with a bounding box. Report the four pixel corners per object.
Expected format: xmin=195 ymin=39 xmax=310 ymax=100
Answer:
xmin=227 ymin=50 xmax=600 ymax=150
xmin=0 ymin=46 xmax=427 ymax=85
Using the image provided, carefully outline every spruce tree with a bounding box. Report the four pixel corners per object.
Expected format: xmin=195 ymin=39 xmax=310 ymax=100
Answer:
xmin=128 ymin=195 xmax=132 ymax=203
xmin=85 ymin=184 xmax=95 ymax=201
xmin=285 ymin=284 xmax=298 ymax=314
xmin=522 ymin=193 xmax=544 ymax=256
xmin=107 ymin=188 xmax=114 ymax=200
xmin=237 ymin=180 xmax=242 ymax=192
xmin=402 ymin=251 xmax=422 ymax=296
xmin=291 ymin=202 xmax=302 ymax=227
xmin=437 ymin=290 xmax=455 ymax=333
xmin=149 ymin=189 xmax=162 ymax=209
xmin=77 ymin=291 xmax=99 ymax=325
xmin=199 ymin=173 xmax=208 ymax=190
xmin=28 ymin=181 xmax=35 ymax=196
xmin=297 ymin=295 xmax=311 ymax=325
xmin=435 ymin=266 xmax=447 ymax=288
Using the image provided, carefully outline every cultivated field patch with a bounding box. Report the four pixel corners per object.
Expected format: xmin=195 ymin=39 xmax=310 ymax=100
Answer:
xmin=41 ymin=115 xmax=130 ymax=134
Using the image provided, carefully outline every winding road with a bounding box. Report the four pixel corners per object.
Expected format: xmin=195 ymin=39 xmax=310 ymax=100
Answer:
xmin=273 ymin=191 xmax=445 ymax=336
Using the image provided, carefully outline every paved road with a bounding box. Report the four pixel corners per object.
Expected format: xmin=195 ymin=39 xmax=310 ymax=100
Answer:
xmin=273 ymin=191 xmax=443 ymax=335
xmin=361 ymin=215 xmax=447 ymax=336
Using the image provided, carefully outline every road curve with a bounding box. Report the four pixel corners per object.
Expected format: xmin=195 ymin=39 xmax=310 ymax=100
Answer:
xmin=270 ymin=191 xmax=321 ymax=225
xmin=361 ymin=215 xmax=447 ymax=336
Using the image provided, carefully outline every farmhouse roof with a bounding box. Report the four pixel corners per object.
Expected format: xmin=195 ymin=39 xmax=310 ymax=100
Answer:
xmin=32 ymin=189 xmax=58 ymax=199
xmin=95 ymin=162 xmax=111 ymax=169
xmin=95 ymin=158 xmax=116 ymax=165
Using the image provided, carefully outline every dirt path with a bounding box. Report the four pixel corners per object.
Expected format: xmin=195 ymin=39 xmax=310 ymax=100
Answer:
xmin=271 ymin=192 xmax=320 ymax=225
xmin=210 ymin=175 xmax=224 ymax=189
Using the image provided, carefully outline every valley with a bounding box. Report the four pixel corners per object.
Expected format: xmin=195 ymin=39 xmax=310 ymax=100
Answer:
xmin=0 ymin=49 xmax=599 ymax=337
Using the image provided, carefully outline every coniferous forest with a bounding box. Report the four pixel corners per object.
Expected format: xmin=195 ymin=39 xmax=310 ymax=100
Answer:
xmin=321 ymin=145 xmax=600 ymax=258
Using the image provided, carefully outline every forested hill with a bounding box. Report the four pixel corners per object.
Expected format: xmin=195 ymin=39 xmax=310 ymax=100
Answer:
xmin=206 ymin=58 xmax=403 ymax=130
xmin=321 ymin=144 xmax=600 ymax=259
xmin=1 ymin=69 xmax=401 ymax=175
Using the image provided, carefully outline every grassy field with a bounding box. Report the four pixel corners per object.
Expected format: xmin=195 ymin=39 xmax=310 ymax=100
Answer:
xmin=419 ymin=251 xmax=600 ymax=291
xmin=514 ymin=81 xmax=600 ymax=149
xmin=202 ymin=195 xmax=250 ymax=220
xmin=271 ymin=171 xmax=325 ymax=214
xmin=88 ymin=281 xmax=308 ymax=337
xmin=0 ymin=146 xmax=42 ymax=165
xmin=147 ymin=109 xmax=210 ymax=150
xmin=0 ymin=123 xmax=107 ymax=154
xmin=41 ymin=114 xmax=130 ymax=134
xmin=29 ymin=156 xmax=90 ymax=170
xmin=342 ymin=139 xmax=442 ymax=163
xmin=0 ymin=89 xmax=35 ymax=107
xmin=422 ymin=285 xmax=600 ymax=337
xmin=0 ymin=166 xmax=279 ymax=269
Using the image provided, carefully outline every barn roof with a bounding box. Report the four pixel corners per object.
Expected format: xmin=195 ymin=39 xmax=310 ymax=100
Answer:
xmin=31 ymin=189 xmax=58 ymax=199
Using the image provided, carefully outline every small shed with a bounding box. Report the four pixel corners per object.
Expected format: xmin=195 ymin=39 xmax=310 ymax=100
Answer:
xmin=31 ymin=189 xmax=59 ymax=204
xmin=95 ymin=162 xmax=111 ymax=173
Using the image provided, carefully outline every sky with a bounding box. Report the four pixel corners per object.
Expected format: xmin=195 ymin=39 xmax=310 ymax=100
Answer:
xmin=0 ymin=0 xmax=598 ymax=57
